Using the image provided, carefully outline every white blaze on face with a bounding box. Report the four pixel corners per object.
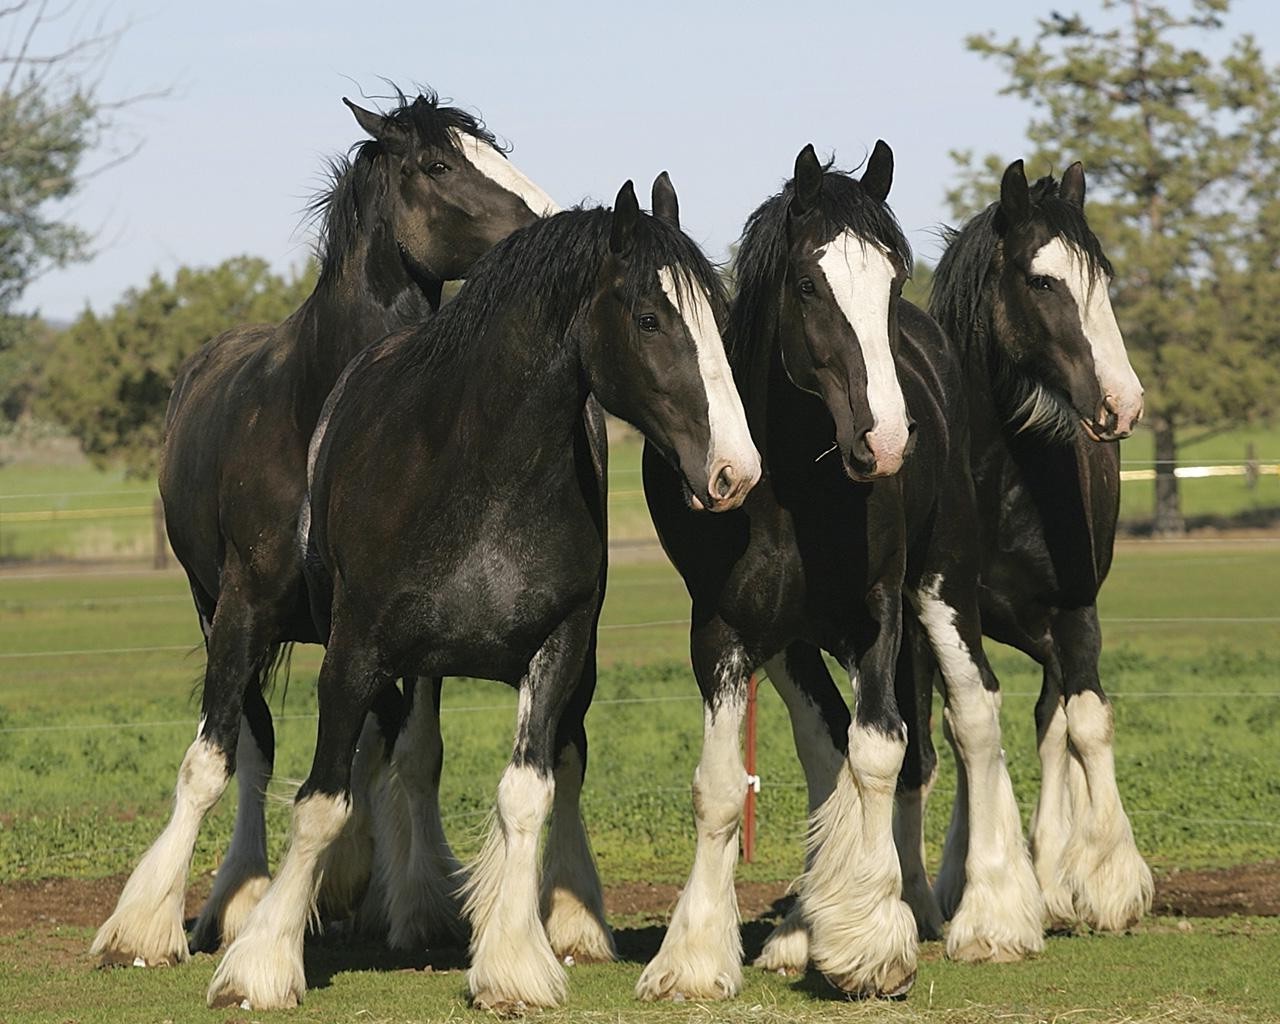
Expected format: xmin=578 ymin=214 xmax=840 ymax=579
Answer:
xmin=657 ymin=266 xmax=761 ymax=503
xmin=815 ymin=231 xmax=910 ymax=472
xmin=1029 ymin=237 xmax=1144 ymax=431
xmin=451 ymin=130 xmax=559 ymax=217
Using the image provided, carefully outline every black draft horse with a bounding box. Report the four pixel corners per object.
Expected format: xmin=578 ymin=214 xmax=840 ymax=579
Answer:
xmin=637 ymin=144 xmax=1043 ymax=1002
xmin=917 ymin=160 xmax=1151 ymax=933
xmin=91 ymin=90 xmax=556 ymax=969
xmin=204 ymin=181 xmax=761 ymax=1011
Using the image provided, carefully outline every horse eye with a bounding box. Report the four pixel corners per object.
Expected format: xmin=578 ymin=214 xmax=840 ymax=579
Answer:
xmin=1027 ymin=275 xmax=1054 ymax=291
xmin=426 ymin=161 xmax=450 ymax=177
xmin=799 ymin=277 xmax=816 ymax=295
xmin=638 ymin=313 xmax=660 ymax=333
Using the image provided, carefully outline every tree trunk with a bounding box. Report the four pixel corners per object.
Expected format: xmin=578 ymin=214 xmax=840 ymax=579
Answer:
xmin=1151 ymin=415 xmax=1184 ymax=536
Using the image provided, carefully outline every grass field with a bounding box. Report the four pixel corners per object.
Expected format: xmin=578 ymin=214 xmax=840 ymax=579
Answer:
xmin=1 ymin=527 xmax=1278 ymax=1021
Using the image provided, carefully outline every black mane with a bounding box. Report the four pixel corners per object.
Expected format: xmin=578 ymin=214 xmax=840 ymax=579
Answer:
xmin=405 ymin=204 xmax=727 ymax=381
xmin=305 ymin=88 xmax=500 ymax=286
xmin=728 ymin=165 xmax=912 ymax=385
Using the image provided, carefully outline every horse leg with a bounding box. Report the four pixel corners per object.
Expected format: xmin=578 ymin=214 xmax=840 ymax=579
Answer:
xmin=206 ymin=628 xmax=391 ymax=1009
xmin=798 ymin=588 xmax=916 ymax=998
xmin=914 ymin=576 xmax=1043 ymax=962
xmin=1029 ymin=645 xmax=1078 ymax=930
xmin=1053 ymin=606 xmax=1153 ymax=931
xmin=319 ymin=685 xmax=404 ymax=931
xmin=380 ymin=677 xmax=469 ymax=951
xmin=636 ymin=624 xmax=750 ymax=1001
xmin=189 ymin=686 xmax=275 ymax=952
xmin=754 ymin=642 xmax=848 ymax=974
xmin=92 ymin=588 xmax=274 ymax=967
xmin=540 ymin=639 xmax=616 ymax=964
xmin=464 ymin=611 xmax=594 ymax=1011
xmin=893 ymin=613 xmax=944 ymax=941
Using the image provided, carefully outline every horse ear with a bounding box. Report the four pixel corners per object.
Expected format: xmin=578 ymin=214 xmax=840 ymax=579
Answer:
xmin=995 ymin=159 xmax=1030 ymax=234
xmin=610 ymin=180 xmax=640 ymax=255
xmin=343 ymin=97 xmax=410 ymax=153
xmin=1060 ymin=161 xmax=1086 ymax=207
xmin=792 ymin=144 xmax=823 ymax=216
xmin=861 ymin=140 xmax=894 ymax=203
xmin=651 ymin=171 xmax=680 ymax=229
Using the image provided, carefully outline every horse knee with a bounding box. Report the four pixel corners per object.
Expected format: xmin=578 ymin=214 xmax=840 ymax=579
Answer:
xmin=942 ymin=695 xmax=1000 ymax=758
xmin=847 ymin=723 xmax=906 ymax=790
xmin=1065 ymin=691 xmax=1113 ymax=755
xmin=497 ymin=765 xmax=554 ymax=836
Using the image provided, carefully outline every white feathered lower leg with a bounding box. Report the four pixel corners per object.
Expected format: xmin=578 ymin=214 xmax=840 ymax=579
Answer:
xmin=637 ymin=690 xmax=746 ymax=1001
xmin=540 ymin=745 xmax=614 ymax=963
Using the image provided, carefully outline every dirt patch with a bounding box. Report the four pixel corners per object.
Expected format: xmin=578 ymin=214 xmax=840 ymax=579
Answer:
xmin=2 ymin=863 xmax=1276 ymax=945
xmin=0 ymin=873 xmax=212 ymax=937
xmin=1153 ymin=861 xmax=1280 ymax=918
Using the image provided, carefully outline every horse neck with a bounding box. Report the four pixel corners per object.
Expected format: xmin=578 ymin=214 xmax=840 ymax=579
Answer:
xmin=293 ymin=216 xmax=441 ymax=429
xmin=962 ymin=294 xmax=1116 ymax=583
xmin=444 ymin=307 xmax=589 ymax=473
xmin=728 ymin=290 xmax=780 ymax=456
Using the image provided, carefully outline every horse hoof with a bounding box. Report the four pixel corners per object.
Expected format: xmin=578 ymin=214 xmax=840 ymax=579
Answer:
xmin=825 ymin=965 xmax=916 ymax=1000
xmin=208 ymin=990 xmax=298 ymax=1011
xmin=97 ymin=949 xmax=175 ymax=969
xmin=471 ymin=993 xmax=529 ymax=1017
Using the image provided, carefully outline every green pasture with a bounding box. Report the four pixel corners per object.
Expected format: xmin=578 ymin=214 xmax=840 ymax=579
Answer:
xmin=1 ymin=918 xmax=1277 ymax=1024
xmin=1 ymin=479 xmax=1278 ymax=1021
xmin=3 ymin=422 xmax=1279 ymax=562
xmin=1 ymin=539 xmax=1277 ymax=886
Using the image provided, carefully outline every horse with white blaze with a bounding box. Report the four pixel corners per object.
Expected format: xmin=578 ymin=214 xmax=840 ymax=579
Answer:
xmin=638 ymin=142 xmax=1041 ymax=1002
xmin=916 ymin=158 xmax=1152 ymax=934
xmin=204 ymin=179 xmax=759 ymax=1011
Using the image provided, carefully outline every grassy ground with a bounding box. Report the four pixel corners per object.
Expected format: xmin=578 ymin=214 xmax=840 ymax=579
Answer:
xmin=2 ymin=453 xmax=1278 ymax=1020
xmin=2 ymin=541 xmax=1277 ymax=885
xmin=2 ymin=917 xmax=1277 ymax=1024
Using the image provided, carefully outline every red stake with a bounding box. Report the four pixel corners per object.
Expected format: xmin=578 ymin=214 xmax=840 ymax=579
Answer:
xmin=743 ymin=673 xmax=759 ymax=862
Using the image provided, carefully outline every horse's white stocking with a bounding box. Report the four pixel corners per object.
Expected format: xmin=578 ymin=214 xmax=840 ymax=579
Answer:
xmin=465 ymin=761 xmax=564 ymax=1010
xmin=91 ymin=727 xmax=230 ymax=966
xmin=1031 ymin=698 xmax=1077 ymax=928
xmin=637 ymin=687 xmax=746 ymax=1001
xmin=540 ymin=744 xmax=615 ymax=963
xmin=933 ymin=714 xmax=970 ymax=918
xmin=190 ymin=717 xmax=273 ymax=952
xmin=1059 ymin=692 xmax=1153 ymax=931
xmin=382 ymin=685 xmax=467 ymax=951
xmin=799 ymin=723 xmax=917 ymax=997
xmin=916 ymin=581 xmax=1044 ymax=962
xmin=206 ymin=793 xmax=350 ymax=1009
xmin=754 ymin=654 xmax=844 ymax=974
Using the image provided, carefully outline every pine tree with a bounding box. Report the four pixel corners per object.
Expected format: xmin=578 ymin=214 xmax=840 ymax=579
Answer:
xmin=950 ymin=0 xmax=1280 ymax=534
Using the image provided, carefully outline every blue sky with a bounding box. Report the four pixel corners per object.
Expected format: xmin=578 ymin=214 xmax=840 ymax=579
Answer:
xmin=19 ymin=0 xmax=1279 ymax=320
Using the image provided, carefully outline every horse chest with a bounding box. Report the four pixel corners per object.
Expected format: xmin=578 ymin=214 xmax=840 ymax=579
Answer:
xmin=381 ymin=501 xmax=602 ymax=679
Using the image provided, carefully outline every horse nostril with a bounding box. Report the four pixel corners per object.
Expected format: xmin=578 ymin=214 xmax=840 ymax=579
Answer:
xmin=713 ymin=465 xmax=736 ymax=501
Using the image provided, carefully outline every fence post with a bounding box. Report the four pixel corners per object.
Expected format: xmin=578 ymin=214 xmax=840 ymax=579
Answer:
xmin=152 ymin=496 xmax=167 ymax=570
xmin=743 ymin=673 xmax=759 ymax=862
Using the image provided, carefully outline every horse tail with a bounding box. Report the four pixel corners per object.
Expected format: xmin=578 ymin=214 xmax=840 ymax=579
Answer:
xmin=262 ymin=641 xmax=294 ymax=706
